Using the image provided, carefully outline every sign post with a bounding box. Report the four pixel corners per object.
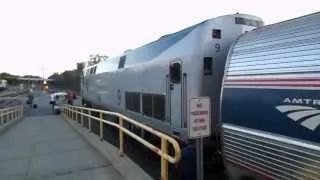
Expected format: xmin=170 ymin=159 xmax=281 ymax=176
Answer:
xmin=188 ymin=97 xmax=211 ymax=180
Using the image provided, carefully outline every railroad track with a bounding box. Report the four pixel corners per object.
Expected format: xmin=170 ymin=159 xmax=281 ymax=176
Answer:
xmin=0 ymin=99 xmax=22 ymax=109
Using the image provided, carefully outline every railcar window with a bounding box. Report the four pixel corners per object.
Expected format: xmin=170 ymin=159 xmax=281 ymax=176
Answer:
xmin=125 ymin=92 xmax=140 ymax=112
xmin=142 ymin=94 xmax=153 ymax=117
xmin=153 ymin=95 xmax=165 ymax=121
xmin=142 ymin=93 xmax=165 ymax=121
xmin=235 ymin=17 xmax=263 ymax=27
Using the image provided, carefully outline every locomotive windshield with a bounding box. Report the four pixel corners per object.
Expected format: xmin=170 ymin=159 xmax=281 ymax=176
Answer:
xmin=235 ymin=17 xmax=263 ymax=27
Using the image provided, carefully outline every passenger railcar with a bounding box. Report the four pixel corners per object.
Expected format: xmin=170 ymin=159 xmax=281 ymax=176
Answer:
xmin=221 ymin=12 xmax=320 ymax=179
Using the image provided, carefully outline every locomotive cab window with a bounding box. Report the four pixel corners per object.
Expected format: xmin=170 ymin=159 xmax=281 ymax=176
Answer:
xmin=235 ymin=17 xmax=263 ymax=27
xmin=169 ymin=62 xmax=181 ymax=84
xmin=212 ymin=29 xmax=221 ymax=39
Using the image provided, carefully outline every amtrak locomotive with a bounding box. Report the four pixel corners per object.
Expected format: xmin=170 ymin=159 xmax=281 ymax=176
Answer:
xmin=81 ymin=13 xmax=263 ymax=141
xmin=221 ymin=12 xmax=320 ymax=179
xmin=81 ymin=13 xmax=263 ymax=179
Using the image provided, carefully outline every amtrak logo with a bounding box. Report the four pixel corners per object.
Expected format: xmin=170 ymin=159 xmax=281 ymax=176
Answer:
xmin=276 ymin=105 xmax=320 ymax=131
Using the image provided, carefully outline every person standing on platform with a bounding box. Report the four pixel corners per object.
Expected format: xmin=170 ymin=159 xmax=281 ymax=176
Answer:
xmin=27 ymin=88 xmax=34 ymax=107
xmin=67 ymin=90 xmax=74 ymax=105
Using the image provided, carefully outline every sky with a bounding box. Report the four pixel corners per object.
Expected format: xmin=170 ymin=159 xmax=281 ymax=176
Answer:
xmin=0 ymin=0 xmax=319 ymax=78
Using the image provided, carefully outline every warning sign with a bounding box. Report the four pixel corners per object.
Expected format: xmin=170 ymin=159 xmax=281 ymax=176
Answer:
xmin=188 ymin=97 xmax=211 ymax=139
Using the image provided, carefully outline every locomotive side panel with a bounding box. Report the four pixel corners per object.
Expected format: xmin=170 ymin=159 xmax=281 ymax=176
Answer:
xmin=221 ymin=12 xmax=320 ymax=179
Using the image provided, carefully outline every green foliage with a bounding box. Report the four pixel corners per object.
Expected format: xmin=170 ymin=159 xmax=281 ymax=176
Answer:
xmin=0 ymin=72 xmax=20 ymax=85
xmin=88 ymin=54 xmax=108 ymax=66
xmin=23 ymin=75 xmax=41 ymax=78
xmin=76 ymin=62 xmax=85 ymax=72
xmin=48 ymin=62 xmax=86 ymax=92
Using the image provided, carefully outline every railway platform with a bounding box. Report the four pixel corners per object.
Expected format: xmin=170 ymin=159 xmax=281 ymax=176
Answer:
xmin=0 ymin=92 xmax=154 ymax=180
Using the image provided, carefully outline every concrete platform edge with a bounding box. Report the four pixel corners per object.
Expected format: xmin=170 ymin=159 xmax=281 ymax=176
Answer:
xmin=65 ymin=118 xmax=154 ymax=180
xmin=0 ymin=117 xmax=23 ymax=135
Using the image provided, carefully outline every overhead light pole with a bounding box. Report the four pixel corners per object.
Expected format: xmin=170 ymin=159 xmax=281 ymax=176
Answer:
xmin=40 ymin=67 xmax=46 ymax=91
xmin=40 ymin=67 xmax=46 ymax=83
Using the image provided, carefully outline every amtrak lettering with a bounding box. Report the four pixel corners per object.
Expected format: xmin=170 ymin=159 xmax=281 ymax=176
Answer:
xmin=276 ymin=97 xmax=320 ymax=131
xmin=283 ymin=97 xmax=320 ymax=106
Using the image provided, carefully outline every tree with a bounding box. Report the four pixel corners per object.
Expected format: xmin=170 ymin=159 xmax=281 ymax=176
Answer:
xmin=48 ymin=56 xmax=107 ymax=92
xmin=88 ymin=54 xmax=108 ymax=66
xmin=0 ymin=72 xmax=17 ymax=79
xmin=76 ymin=62 xmax=85 ymax=72
xmin=48 ymin=73 xmax=60 ymax=80
xmin=48 ymin=61 xmax=87 ymax=92
xmin=0 ymin=72 xmax=20 ymax=85
xmin=23 ymin=75 xmax=41 ymax=79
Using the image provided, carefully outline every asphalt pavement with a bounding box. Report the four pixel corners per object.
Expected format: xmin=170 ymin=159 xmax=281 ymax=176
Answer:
xmin=0 ymin=91 xmax=124 ymax=180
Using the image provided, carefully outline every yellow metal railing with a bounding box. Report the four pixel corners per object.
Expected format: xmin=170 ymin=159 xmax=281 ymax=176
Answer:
xmin=62 ymin=105 xmax=181 ymax=180
xmin=0 ymin=105 xmax=24 ymax=125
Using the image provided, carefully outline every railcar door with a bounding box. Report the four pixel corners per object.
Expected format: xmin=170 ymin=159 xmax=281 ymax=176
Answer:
xmin=167 ymin=60 xmax=184 ymax=129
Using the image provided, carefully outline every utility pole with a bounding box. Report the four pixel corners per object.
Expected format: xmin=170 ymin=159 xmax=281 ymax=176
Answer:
xmin=40 ymin=67 xmax=46 ymax=91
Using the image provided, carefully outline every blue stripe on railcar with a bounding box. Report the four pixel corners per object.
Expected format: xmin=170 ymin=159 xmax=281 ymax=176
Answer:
xmin=221 ymin=87 xmax=320 ymax=144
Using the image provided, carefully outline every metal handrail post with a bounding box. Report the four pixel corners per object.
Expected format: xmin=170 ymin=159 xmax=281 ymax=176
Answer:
xmin=81 ymin=109 xmax=84 ymax=126
xmin=68 ymin=107 xmax=71 ymax=120
xmin=0 ymin=110 xmax=3 ymax=124
xmin=64 ymin=107 xmax=67 ymax=119
xmin=65 ymin=107 xmax=68 ymax=119
xmin=161 ymin=138 xmax=169 ymax=180
xmin=100 ymin=112 xmax=103 ymax=141
xmin=88 ymin=110 xmax=92 ymax=132
xmin=9 ymin=109 xmax=12 ymax=122
xmin=65 ymin=107 xmax=67 ymax=119
xmin=15 ymin=108 xmax=18 ymax=120
xmin=3 ymin=109 xmax=6 ymax=123
xmin=72 ymin=107 xmax=75 ymax=120
xmin=21 ymin=105 xmax=24 ymax=118
xmin=17 ymin=106 xmax=20 ymax=119
xmin=75 ymin=107 xmax=78 ymax=122
xmin=119 ymin=117 xmax=124 ymax=157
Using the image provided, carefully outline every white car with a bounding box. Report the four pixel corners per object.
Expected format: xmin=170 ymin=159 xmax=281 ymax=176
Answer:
xmin=50 ymin=92 xmax=67 ymax=114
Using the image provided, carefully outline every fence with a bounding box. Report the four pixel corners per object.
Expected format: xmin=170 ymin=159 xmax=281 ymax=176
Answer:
xmin=0 ymin=105 xmax=24 ymax=125
xmin=62 ymin=104 xmax=181 ymax=180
